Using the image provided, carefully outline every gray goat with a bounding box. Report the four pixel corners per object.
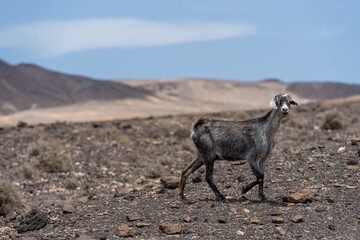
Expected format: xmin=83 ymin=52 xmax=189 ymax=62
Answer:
xmin=179 ymin=93 xmax=298 ymax=202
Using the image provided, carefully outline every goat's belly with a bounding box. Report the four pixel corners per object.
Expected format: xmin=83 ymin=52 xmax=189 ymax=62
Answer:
xmin=218 ymin=153 xmax=246 ymax=161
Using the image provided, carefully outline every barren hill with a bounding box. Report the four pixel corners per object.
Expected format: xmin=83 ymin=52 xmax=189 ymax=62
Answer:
xmin=0 ymin=60 xmax=151 ymax=114
xmin=1 ymin=59 xmax=359 ymax=126
xmin=287 ymin=81 xmax=360 ymax=100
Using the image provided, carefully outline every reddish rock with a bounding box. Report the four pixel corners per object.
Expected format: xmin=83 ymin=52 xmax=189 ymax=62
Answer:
xmin=251 ymin=219 xmax=260 ymax=224
xmin=292 ymin=214 xmax=304 ymax=223
xmin=116 ymin=224 xmax=135 ymax=237
xmin=346 ymin=165 xmax=359 ymax=170
xmin=282 ymin=189 xmax=310 ymax=203
xmin=136 ymin=222 xmax=150 ymax=228
xmin=275 ymin=227 xmax=286 ymax=235
xmin=159 ymin=223 xmax=182 ymax=234
xmin=272 ymin=217 xmax=284 ymax=224
xmin=183 ymin=215 xmax=192 ymax=222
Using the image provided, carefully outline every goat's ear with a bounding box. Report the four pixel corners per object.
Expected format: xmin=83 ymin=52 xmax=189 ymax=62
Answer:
xmin=290 ymin=99 xmax=298 ymax=106
xmin=269 ymin=99 xmax=278 ymax=109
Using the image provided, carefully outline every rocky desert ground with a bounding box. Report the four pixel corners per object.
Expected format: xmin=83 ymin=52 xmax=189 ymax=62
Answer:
xmin=0 ymin=98 xmax=359 ymax=239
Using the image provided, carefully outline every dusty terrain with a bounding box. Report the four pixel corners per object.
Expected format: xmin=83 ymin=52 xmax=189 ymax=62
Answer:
xmin=0 ymin=98 xmax=360 ymax=239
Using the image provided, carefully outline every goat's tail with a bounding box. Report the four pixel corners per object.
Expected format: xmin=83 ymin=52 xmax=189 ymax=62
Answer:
xmin=191 ymin=117 xmax=206 ymax=142
xmin=192 ymin=117 xmax=206 ymax=132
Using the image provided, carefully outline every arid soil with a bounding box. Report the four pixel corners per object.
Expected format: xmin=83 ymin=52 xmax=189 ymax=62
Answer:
xmin=0 ymin=99 xmax=359 ymax=239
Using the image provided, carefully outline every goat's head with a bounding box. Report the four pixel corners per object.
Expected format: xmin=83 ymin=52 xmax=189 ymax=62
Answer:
xmin=269 ymin=93 xmax=298 ymax=116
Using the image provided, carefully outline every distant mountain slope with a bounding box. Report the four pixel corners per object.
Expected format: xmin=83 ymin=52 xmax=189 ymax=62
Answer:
xmin=287 ymin=82 xmax=360 ymax=100
xmin=0 ymin=60 xmax=151 ymax=114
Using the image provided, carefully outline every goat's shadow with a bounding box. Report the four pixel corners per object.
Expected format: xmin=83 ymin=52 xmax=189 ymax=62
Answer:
xmin=196 ymin=197 xmax=287 ymax=206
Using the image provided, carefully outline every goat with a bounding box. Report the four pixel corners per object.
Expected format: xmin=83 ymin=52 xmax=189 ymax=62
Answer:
xmin=179 ymin=93 xmax=298 ymax=203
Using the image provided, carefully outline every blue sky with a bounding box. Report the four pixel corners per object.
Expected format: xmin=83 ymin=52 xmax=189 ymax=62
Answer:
xmin=0 ymin=1 xmax=359 ymax=83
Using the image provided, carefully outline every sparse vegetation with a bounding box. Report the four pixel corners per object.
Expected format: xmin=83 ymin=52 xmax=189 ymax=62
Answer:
xmin=0 ymin=181 xmax=23 ymax=216
xmin=32 ymin=141 xmax=71 ymax=173
xmin=11 ymin=164 xmax=37 ymax=180
xmin=321 ymin=111 xmax=347 ymax=130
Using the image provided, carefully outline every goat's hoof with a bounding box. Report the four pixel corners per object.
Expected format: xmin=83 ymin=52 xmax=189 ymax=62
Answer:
xmin=217 ymin=195 xmax=227 ymax=202
xmin=259 ymin=195 xmax=267 ymax=203
xmin=241 ymin=186 xmax=247 ymax=194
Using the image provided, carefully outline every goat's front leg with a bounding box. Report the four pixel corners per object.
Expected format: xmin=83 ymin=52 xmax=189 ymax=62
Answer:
xmin=257 ymin=160 xmax=267 ymax=203
xmin=241 ymin=158 xmax=267 ymax=203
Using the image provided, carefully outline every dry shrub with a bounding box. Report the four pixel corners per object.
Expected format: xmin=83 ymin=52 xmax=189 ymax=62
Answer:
xmin=321 ymin=112 xmax=347 ymax=130
xmin=32 ymin=141 xmax=71 ymax=173
xmin=64 ymin=177 xmax=78 ymax=190
xmin=0 ymin=181 xmax=23 ymax=216
xmin=11 ymin=164 xmax=38 ymax=180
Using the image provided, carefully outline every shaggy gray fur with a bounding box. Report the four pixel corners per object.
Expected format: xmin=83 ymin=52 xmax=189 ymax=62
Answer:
xmin=179 ymin=93 xmax=298 ymax=202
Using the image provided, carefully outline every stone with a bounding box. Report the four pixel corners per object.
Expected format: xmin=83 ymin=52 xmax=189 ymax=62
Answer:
xmin=78 ymin=196 xmax=90 ymax=203
xmin=160 ymin=177 xmax=179 ymax=189
xmin=127 ymin=214 xmax=140 ymax=221
xmin=236 ymin=230 xmax=245 ymax=236
xmin=76 ymin=236 xmax=96 ymax=240
xmin=292 ymin=214 xmax=304 ymax=223
xmin=297 ymin=168 xmax=305 ymax=174
xmin=272 ymin=217 xmax=284 ymax=224
xmin=9 ymin=231 xmax=20 ymax=238
xmin=251 ymin=219 xmax=260 ymax=224
xmin=192 ymin=175 xmax=202 ymax=183
xmin=241 ymin=200 xmax=251 ymax=206
xmin=237 ymin=175 xmax=245 ymax=182
xmin=327 ymin=216 xmax=333 ymax=221
xmin=63 ymin=203 xmax=76 ymax=213
xmin=183 ymin=215 xmax=191 ymax=222
xmin=275 ymin=227 xmax=286 ymax=235
xmin=170 ymin=203 xmax=178 ymax=208
xmin=194 ymin=216 xmax=208 ymax=222
xmin=328 ymin=224 xmax=335 ymax=230
xmin=346 ymin=185 xmax=357 ymax=189
xmin=337 ymin=146 xmax=346 ymax=154
xmin=116 ymin=224 xmax=135 ymax=237
xmin=136 ymin=222 xmax=150 ymax=228
xmin=241 ymin=208 xmax=250 ymax=214
xmin=327 ymin=198 xmax=335 ymax=203
xmin=334 ymin=182 xmax=342 ymax=188
xmin=159 ymin=223 xmax=182 ymax=235
xmin=218 ymin=218 xmax=227 ymax=224
xmin=346 ymin=165 xmax=359 ymax=170
xmin=347 ymin=159 xmax=359 ymax=166
xmin=315 ymin=207 xmax=326 ymax=212
xmin=282 ymin=189 xmax=310 ymax=203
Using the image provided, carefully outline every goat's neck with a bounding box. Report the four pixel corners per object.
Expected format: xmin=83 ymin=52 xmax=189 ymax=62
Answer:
xmin=263 ymin=109 xmax=282 ymax=139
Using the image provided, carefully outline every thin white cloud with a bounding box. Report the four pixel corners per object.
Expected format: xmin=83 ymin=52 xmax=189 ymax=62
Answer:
xmin=0 ymin=18 xmax=256 ymax=57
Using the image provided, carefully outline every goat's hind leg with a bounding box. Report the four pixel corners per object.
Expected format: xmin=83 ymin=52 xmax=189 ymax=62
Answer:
xmin=179 ymin=156 xmax=204 ymax=200
xmin=205 ymin=159 xmax=226 ymax=201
